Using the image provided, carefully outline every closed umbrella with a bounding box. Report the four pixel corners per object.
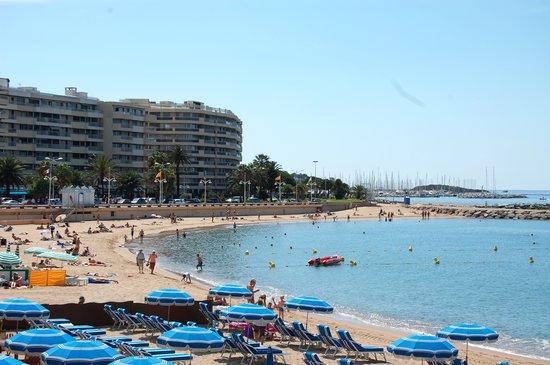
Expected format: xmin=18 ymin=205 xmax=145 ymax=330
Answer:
xmin=0 ymin=353 xmax=28 ymax=365
xmin=5 ymin=328 xmax=74 ymax=356
xmin=284 ymin=295 xmax=333 ymax=329
xmin=24 ymin=247 xmax=50 ymax=254
xmin=145 ymin=288 xmax=194 ymax=320
xmin=437 ymin=323 xmax=498 ymax=360
xmin=0 ymin=252 xmax=22 ymax=266
xmin=387 ymin=335 xmax=458 ymax=362
xmin=109 ymin=357 xmax=174 ymax=365
xmin=219 ymin=303 xmax=277 ymax=326
xmin=209 ymin=283 xmax=253 ymax=305
xmin=41 ymin=340 xmax=123 ymax=365
xmin=15 ymin=244 xmax=20 ymax=257
xmin=38 ymin=251 xmax=78 ymax=262
xmin=157 ymin=326 xmax=225 ymax=353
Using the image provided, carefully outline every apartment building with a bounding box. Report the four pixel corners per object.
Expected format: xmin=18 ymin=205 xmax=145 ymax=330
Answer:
xmin=0 ymin=77 xmax=243 ymax=196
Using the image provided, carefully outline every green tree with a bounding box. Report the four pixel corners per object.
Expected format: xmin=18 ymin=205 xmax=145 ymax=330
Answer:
xmin=169 ymin=146 xmax=190 ymax=197
xmin=88 ymin=154 xmax=116 ymax=197
xmin=117 ymin=171 xmax=144 ymax=199
xmin=332 ymin=179 xmax=348 ymax=199
xmin=0 ymin=156 xmax=26 ymax=196
xmin=147 ymin=151 xmax=175 ymax=200
xmin=351 ymin=184 xmax=366 ymax=199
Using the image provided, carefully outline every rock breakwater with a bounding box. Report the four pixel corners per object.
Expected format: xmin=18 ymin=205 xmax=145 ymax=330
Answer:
xmin=423 ymin=205 xmax=550 ymax=220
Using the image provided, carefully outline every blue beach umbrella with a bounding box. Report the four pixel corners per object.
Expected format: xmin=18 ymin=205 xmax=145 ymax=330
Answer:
xmin=157 ymin=325 xmax=225 ymax=353
xmin=41 ymin=340 xmax=123 ymax=365
xmin=0 ymin=353 xmax=28 ymax=365
xmin=387 ymin=335 xmax=459 ymax=361
xmin=437 ymin=323 xmax=498 ymax=360
xmin=109 ymin=357 xmax=174 ymax=365
xmin=209 ymin=284 xmax=252 ymax=305
xmin=24 ymin=246 xmax=50 ymax=254
xmin=5 ymin=328 xmax=74 ymax=356
xmin=145 ymin=288 xmax=194 ymax=320
xmin=284 ymin=295 xmax=333 ymax=329
xmin=0 ymin=298 xmax=50 ymax=322
xmin=219 ymin=303 xmax=277 ymax=326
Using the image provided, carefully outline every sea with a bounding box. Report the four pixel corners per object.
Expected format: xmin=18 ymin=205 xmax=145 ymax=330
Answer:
xmin=131 ymin=216 xmax=550 ymax=360
xmin=376 ymin=189 xmax=550 ymax=206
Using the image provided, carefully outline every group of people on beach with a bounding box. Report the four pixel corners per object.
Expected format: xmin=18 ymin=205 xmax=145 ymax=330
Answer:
xmin=135 ymin=248 xmax=157 ymax=274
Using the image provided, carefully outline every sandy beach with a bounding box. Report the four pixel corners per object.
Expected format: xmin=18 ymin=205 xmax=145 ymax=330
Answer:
xmin=0 ymin=203 xmax=548 ymax=365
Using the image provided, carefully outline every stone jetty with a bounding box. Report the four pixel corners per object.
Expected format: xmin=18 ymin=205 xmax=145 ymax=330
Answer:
xmin=420 ymin=204 xmax=550 ymax=220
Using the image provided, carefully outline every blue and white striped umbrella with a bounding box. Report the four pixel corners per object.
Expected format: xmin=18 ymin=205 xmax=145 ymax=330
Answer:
xmin=145 ymin=288 xmax=195 ymax=306
xmin=5 ymin=328 xmax=74 ymax=356
xmin=0 ymin=298 xmax=50 ymax=321
xmin=0 ymin=353 xmax=27 ymax=365
xmin=0 ymin=252 xmax=22 ymax=266
xmin=157 ymin=326 xmax=225 ymax=353
xmin=24 ymin=246 xmax=50 ymax=254
xmin=38 ymin=251 xmax=78 ymax=262
xmin=437 ymin=323 xmax=498 ymax=360
xmin=219 ymin=303 xmax=277 ymax=326
xmin=284 ymin=296 xmax=333 ymax=329
xmin=41 ymin=340 xmax=123 ymax=365
xmin=387 ymin=335 xmax=459 ymax=360
xmin=209 ymin=284 xmax=252 ymax=298
xmin=109 ymin=357 xmax=174 ymax=365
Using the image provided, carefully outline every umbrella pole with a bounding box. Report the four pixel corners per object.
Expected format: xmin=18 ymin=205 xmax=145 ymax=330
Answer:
xmin=466 ymin=340 xmax=469 ymax=361
xmin=305 ymin=312 xmax=309 ymax=330
xmin=167 ymin=306 xmax=171 ymax=321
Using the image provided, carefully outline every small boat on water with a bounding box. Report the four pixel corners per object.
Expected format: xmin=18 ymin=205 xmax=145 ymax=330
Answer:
xmin=308 ymin=255 xmax=344 ymax=266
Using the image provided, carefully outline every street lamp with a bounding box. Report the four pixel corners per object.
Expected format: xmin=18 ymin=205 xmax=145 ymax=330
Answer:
xmin=275 ymin=181 xmax=285 ymax=202
xmin=292 ymin=170 xmax=303 ymax=202
xmin=200 ymin=176 xmax=212 ymax=203
xmin=239 ymin=174 xmax=251 ymax=203
xmin=313 ymin=160 xmax=318 ymax=200
xmin=154 ymin=162 xmax=170 ymax=204
xmin=44 ymin=157 xmax=62 ymax=206
xmin=103 ymin=168 xmax=116 ymax=205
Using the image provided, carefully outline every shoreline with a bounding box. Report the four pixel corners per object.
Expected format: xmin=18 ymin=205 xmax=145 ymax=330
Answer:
xmin=1 ymin=203 xmax=548 ymax=365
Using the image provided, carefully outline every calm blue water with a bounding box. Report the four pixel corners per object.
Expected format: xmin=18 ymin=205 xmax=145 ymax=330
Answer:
xmin=376 ymin=189 xmax=550 ymax=206
xmin=135 ymin=218 xmax=550 ymax=359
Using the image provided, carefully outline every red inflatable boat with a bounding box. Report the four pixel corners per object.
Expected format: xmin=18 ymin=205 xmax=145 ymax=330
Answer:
xmin=308 ymin=255 xmax=345 ymax=266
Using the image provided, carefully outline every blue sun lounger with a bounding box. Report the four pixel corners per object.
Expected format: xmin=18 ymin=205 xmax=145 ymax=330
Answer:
xmin=318 ymin=324 xmax=343 ymax=356
xmin=303 ymin=351 xmax=326 ymax=365
xmin=337 ymin=329 xmax=386 ymax=361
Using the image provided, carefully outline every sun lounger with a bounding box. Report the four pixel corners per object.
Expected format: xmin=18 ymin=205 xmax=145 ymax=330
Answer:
xmin=231 ymin=332 xmax=287 ymax=365
xmin=337 ymin=359 xmax=355 ymax=365
xmin=104 ymin=304 xmax=125 ymax=328
xmin=318 ymin=324 xmax=343 ymax=356
xmin=303 ymin=351 xmax=326 ymax=365
xmin=336 ymin=329 xmax=386 ymax=362
xmin=199 ymin=302 xmax=220 ymax=327
xmin=273 ymin=317 xmax=298 ymax=345
xmin=292 ymin=321 xmax=322 ymax=350
xmin=116 ymin=307 xmax=142 ymax=331
xmin=135 ymin=312 xmax=159 ymax=337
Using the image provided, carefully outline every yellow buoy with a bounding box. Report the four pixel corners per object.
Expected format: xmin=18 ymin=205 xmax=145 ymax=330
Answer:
xmin=245 ymin=250 xmax=249 ymax=256
xmin=530 ymin=256 xmax=534 ymax=264
xmin=350 ymin=260 xmax=357 ymax=266
xmin=269 ymin=261 xmax=276 ymax=268
xmin=312 ymin=249 xmax=318 ymax=254
xmin=408 ymin=245 xmax=413 ymax=252
xmin=434 ymin=257 xmax=440 ymax=265
xmin=493 ymin=245 xmax=498 ymax=252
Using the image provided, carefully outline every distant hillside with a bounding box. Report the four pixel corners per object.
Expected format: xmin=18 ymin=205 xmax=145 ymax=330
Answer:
xmin=411 ymin=184 xmax=484 ymax=193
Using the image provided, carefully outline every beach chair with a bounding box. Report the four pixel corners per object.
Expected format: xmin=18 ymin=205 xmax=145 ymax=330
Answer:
xmin=318 ymin=324 xmax=343 ymax=356
xmin=116 ymin=307 xmax=142 ymax=331
xmin=199 ymin=302 xmax=223 ymax=328
xmin=336 ymin=329 xmax=386 ymax=361
xmin=53 ymin=323 xmax=106 ymax=337
xmin=135 ymin=313 xmax=159 ymax=337
xmin=230 ymin=332 xmax=286 ymax=365
xmin=104 ymin=304 xmax=125 ymax=328
xmin=134 ymin=346 xmax=193 ymax=365
xmin=292 ymin=321 xmax=322 ymax=350
xmin=76 ymin=332 xmax=149 ymax=348
xmin=337 ymin=359 xmax=355 ymax=365
xmin=273 ymin=317 xmax=298 ymax=345
xmin=303 ymin=351 xmax=326 ymax=365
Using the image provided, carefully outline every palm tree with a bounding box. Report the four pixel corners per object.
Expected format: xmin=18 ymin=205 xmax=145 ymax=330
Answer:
xmin=117 ymin=171 xmax=144 ymax=199
xmin=0 ymin=156 xmax=26 ymax=196
xmin=169 ymin=146 xmax=190 ymax=197
xmin=88 ymin=154 xmax=116 ymax=197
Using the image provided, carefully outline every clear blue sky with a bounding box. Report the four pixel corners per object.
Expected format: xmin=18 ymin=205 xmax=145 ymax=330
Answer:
xmin=2 ymin=0 xmax=549 ymax=189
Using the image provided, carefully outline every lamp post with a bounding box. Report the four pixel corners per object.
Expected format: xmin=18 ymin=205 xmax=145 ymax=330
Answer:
xmin=154 ymin=162 xmax=170 ymax=204
xmin=103 ymin=168 xmax=116 ymax=205
xmin=275 ymin=181 xmax=285 ymax=202
xmin=44 ymin=157 xmax=62 ymax=206
xmin=200 ymin=177 xmax=211 ymax=203
xmin=292 ymin=170 xmax=303 ymax=202
xmin=313 ymin=160 xmax=318 ymax=200
xmin=239 ymin=174 xmax=251 ymax=203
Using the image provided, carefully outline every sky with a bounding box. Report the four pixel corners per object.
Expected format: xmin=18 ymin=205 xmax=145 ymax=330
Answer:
xmin=1 ymin=0 xmax=549 ymax=190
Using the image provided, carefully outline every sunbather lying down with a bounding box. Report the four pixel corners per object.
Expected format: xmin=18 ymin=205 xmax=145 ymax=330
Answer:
xmin=86 ymin=258 xmax=107 ymax=266
xmin=88 ymin=277 xmax=118 ymax=284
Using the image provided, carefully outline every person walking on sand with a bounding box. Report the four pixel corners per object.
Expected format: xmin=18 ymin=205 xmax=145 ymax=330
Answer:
xmin=136 ymin=249 xmax=145 ymax=274
xmin=131 ymin=226 xmax=135 ymax=239
xmin=147 ymin=250 xmax=158 ymax=274
xmin=139 ymin=229 xmax=144 ymax=243
xmin=196 ymin=253 xmax=203 ymax=271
